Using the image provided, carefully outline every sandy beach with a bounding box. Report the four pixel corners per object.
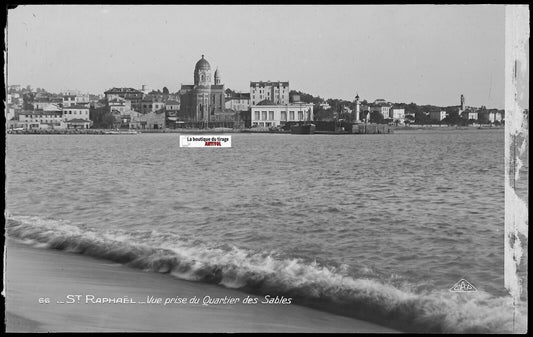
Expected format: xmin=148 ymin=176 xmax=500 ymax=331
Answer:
xmin=4 ymin=240 xmax=397 ymax=333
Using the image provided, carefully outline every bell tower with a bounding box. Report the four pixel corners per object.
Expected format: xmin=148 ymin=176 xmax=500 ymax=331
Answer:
xmin=214 ymin=68 xmax=222 ymax=85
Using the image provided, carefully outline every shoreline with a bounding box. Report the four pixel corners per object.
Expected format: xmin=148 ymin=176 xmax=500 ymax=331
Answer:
xmin=5 ymin=239 xmax=397 ymax=333
xmin=5 ymin=124 xmax=504 ymax=135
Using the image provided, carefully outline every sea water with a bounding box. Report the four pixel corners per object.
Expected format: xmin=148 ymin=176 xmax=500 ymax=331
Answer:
xmin=5 ymin=129 xmax=526 ymax=332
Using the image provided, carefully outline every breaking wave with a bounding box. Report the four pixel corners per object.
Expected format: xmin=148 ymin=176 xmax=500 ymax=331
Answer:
xmin=6 ymin=215 xmax=525 ymax=333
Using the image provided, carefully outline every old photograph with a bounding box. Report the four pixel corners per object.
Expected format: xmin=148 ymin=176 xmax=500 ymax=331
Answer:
xmin=4 ymin=4 xmax=529 ymax=333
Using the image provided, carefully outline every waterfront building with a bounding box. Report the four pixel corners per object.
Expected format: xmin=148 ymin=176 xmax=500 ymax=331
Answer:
xmin=250 ymin=81 xmax=289 ymax=106
xmin=63 ymin=105 xmax=93 ymax=129
xmin=63 ymin=105 xmax=90 ymax=120
xmin=16 ymin=111 xmax=63 ymax=129
xmin=131 ymin=109 xmax=166 ymax=129
xmin=461 ymin=109 xmax=479 ymax=121
xmin=63 ymin=118 xmax=93 ymax=129
xmin=225 ymin=92 xmax=250 ymax=112
xmin=104 ymin=87 xmax=143 ymax=112
xmin=250 ymin=99 xmax=313 ymax=128
xmin=478 ymin=109 xmax=504 ymax=123
xmin=165 ymin=100 xmax=181 ymax=127
xmin=429 ymin=110 xmax=446 ymax=122
xmin=179 ymin=55 xmax=226 ymax=122
xmin=390 ymin=108 xmax=406 ymax=124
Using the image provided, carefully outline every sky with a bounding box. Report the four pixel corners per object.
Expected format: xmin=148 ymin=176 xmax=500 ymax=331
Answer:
xmin=7 ymin=5 xmax=507 ymax=108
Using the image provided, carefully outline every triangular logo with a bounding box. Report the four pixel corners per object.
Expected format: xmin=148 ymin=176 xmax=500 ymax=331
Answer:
xmin=450 ymin=278 xmax=477 ymax=292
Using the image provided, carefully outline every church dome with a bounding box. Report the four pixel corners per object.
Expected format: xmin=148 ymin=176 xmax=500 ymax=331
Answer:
xmin=195 ymin=55 xmax=211 ymax=71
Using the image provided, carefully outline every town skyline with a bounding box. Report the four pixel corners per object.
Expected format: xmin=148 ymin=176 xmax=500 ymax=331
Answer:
xmin=7 ymin=5 xmax=505 ymax=109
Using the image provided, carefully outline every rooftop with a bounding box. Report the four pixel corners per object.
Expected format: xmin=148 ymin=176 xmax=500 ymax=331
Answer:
xmin=64 ymin=105 xmax=89 ymax=109
xmin=105 ymin=87 xmax=142 ymax=94
xmin=21 ymin=111 xmax=63 ymax=116
xmin=250 ymin=81 xmax=289 ymax=87
xmin=227 ymin=93 xmax=250 ymax=100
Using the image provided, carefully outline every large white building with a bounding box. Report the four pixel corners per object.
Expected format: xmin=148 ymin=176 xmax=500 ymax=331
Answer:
xmin=251 ymin=102 xmax=314 ymax=128
xmin=250 ymin=81 xmax=290 ymax=106
xmin=62 ymin=105 xmax=92 ymax=129
xmin=390 ymin=108 xmax=406 ymax=123
xmin=478 ymin=110 xmax=503 ymax=123
xmin=461 ymin=109 xmax=479 ymax=121
xmin=17 ymin=111 xmax=63 ymax=129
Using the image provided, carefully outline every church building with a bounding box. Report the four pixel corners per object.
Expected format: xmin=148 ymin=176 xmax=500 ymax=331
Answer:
xmin=179 ymin=55 xmax=226 ymax=122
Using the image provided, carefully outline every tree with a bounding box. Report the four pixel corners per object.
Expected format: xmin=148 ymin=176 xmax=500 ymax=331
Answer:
xmin=369 ymin=111 xmax=385 ymax=124
xmin=415 ymin=111 xmax=429 ymax=124
xmin=22 ymin=92 xmax=35 ymax=110
xmin=101 ymin=111 xmax=116 ymax=129
xmin=442 ymin=110 xmax=461 ymax=125
xmin=163 ymin=87 xmax=169 ymax=95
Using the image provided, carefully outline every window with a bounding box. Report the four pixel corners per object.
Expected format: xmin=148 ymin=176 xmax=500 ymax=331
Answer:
xmin=255 ymin=111 xmax=260 ymax=120
xmin=298 ymin=111 xmax=303 ymax=120
xmin=281 ymin=111 xmax=287 ymax=121
xmin=261 ymin=111 xmax=267 ymax=120
xmin=268 ymin=111 xmax=274 ymax=120
xmin=289 ymin=111 xmax=295 ymax=120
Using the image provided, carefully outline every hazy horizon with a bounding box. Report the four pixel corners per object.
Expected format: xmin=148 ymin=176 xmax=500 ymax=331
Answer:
xmin=7 ymin=5 xmax=506 ymax=108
